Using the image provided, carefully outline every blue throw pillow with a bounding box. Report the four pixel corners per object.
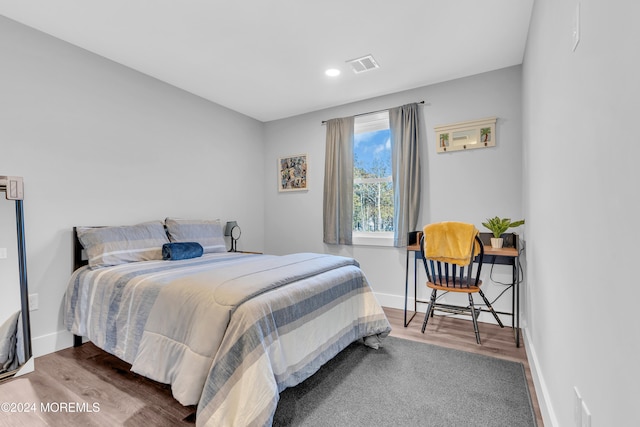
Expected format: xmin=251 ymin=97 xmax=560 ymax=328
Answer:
xmin=162 ymin=242 xmax=204 ymax=261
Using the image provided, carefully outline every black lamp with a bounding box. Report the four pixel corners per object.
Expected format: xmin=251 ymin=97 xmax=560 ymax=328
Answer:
xmin=224 ymin=221 xmax=241 ymax=252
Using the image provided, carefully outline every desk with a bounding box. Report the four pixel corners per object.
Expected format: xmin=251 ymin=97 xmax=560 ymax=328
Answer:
xmin=403 ymin=231 xmax=522 ymax=347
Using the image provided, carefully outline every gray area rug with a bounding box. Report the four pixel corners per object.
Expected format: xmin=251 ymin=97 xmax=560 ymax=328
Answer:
xmin=273 ymin=336 xmax=536 ymax=426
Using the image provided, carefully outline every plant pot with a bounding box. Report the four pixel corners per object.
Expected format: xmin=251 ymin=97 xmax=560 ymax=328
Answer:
xmin=490 ymin=237 xmax=503 ymax=248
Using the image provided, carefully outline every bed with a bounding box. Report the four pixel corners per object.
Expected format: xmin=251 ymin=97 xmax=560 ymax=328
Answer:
xmin=64 ymin=219 xmax=391 ymax=426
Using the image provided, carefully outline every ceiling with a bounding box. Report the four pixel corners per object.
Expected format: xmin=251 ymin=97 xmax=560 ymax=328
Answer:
xmin=0 ymin=0 xmax=534 ymax=122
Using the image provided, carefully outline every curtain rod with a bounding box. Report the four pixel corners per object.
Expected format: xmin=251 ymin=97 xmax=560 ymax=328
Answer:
xmin=321 ymin=100 xmax=424 ymax=125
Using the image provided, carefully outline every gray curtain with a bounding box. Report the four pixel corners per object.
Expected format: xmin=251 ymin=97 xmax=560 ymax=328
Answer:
xmin=323 ymin=117 xmax=354 ymax=245
xmin=389 ymin=103 xmax=422 ymax=247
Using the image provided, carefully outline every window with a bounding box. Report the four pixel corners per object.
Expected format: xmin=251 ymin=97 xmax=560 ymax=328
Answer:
xmin=353 ymin=111 xmax=394 ymax=245
xmin=323 ymin=103 xmax=420 ymax=247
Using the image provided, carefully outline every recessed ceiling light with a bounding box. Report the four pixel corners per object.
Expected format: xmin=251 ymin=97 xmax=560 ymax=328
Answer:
xmin=325 ymin=68 xmax=341 ymax=77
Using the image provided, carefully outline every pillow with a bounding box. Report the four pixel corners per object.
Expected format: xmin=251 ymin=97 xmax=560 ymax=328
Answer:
xmin=0 ymin=311 xmax=19 ymax=371
xmin=162 ymin=242 xmax=204 ymax=261
xmin=77 ymin=221 xmax=169 ymax=269
xmin=164 ymin=218 xmax=227 ymax=254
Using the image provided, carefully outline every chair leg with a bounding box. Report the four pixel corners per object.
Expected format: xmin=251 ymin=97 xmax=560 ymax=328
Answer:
xmin=421 ymin=289 xmax=438 ymax=333
xmin=478 ymin=289 xmax=504 ymax=328
xmin=469 ymin=294 xmax=481 ymax=344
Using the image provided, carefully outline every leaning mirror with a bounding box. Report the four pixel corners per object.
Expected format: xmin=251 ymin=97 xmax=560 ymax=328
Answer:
xmin=0 ymin=176 xmax=33 ymax=381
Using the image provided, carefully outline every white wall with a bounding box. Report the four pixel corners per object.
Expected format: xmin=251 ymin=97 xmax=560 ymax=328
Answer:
xmin=0 ymin=16 xmax=265 ymax=356
xmin=263 ymin=66 xmax=524 ymax=322
xmin=523 ymin=0 xmax=640 ymax=425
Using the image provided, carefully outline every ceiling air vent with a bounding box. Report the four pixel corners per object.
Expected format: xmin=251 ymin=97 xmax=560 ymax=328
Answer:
xmin=346 ymin=54 xmax=380 ymax=74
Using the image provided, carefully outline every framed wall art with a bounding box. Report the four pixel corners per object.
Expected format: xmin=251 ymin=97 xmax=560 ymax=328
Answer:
xmin=278 ymin=154 xmax=308 ymax=192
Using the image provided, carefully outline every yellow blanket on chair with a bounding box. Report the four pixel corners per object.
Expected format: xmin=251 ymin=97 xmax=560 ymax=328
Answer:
xmin=423 ymin=222 xmax=479 ymax=266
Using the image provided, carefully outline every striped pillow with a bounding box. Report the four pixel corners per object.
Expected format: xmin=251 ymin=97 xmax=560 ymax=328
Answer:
xmin=77 ymin=221 xmax=169 ymax=269
xmin=164 ymin=218 xmax=227 ymax=254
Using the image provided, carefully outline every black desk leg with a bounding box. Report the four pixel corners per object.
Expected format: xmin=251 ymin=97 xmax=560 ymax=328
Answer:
xmin=404 ymin=250 xmax=409 ymax=326
xmin=404 ymin=250 xmax=417 ymax=327
xmin=414 ymin=254 xmax=418 ymax=315
xmin=514 ymin=260 xmax=520 ymax=348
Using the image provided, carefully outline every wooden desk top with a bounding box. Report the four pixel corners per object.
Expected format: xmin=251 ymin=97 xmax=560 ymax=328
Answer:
xmin=484 ymin=246 xmax=518 ymax=257
xmin=407 ymin=243 xmax=517 ymax=257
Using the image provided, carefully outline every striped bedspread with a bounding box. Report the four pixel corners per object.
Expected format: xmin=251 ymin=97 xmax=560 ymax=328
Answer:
xmin=64 ymin=252 xmax=391 ymax=426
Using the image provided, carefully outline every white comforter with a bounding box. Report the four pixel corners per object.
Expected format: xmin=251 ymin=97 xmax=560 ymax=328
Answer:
xmin=65 ymin=252 xmax=390 ymax=426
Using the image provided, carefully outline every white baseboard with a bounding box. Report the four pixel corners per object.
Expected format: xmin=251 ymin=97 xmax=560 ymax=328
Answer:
xmin=32 ymin=329 xmax=75 ymax=358
xmin=522 ymin=328 xmax=558 ymax=427
xmin=374 ymin=292 xmax=408 ymax=310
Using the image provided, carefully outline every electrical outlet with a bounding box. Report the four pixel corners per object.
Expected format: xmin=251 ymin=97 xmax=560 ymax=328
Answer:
xmin=581 ymin=400 xmax=591 ymax=427
xmin=28 ymin=293 xmax=38 ymax=311
xmin=0 ymin=248 xmax=6 ymax=259
xmin=574 ymin=387 xmax=582 ymax=426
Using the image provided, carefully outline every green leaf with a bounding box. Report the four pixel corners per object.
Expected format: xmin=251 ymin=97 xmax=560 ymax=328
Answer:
xmin=482 ymin=216 xmax=525 ymax=238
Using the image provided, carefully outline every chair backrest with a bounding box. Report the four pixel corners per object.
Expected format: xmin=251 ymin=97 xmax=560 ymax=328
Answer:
xmin=420 ymin=233 xmax=484 ymax=289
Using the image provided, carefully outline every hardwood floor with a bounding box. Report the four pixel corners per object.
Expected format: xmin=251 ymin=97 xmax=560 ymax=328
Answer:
xmin=0 ymin=307 xmax=543 ymax=426
xmin=0 ymin=344 xmax=196 ymax=427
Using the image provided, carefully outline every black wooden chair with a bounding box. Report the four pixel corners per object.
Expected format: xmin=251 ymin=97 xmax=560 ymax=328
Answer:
xmin=419 ymin=222 xmax=504 ymax=344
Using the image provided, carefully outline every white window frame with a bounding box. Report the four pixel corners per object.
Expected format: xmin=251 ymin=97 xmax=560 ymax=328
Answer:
xmin=352 ymin=111 xmax=394 ymax=247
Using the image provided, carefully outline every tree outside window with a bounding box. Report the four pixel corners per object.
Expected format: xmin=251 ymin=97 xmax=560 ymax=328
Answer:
xmin=353 ymin=112 xmax=393 ymax=234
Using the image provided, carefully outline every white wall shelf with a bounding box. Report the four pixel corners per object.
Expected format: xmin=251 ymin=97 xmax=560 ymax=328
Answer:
xmin=435 ymin=117 xmax=497 ymax=153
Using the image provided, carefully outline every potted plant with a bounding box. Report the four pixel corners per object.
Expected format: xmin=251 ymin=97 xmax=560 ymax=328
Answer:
xmin=482 ymin=217 xmax=525 ymax=248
